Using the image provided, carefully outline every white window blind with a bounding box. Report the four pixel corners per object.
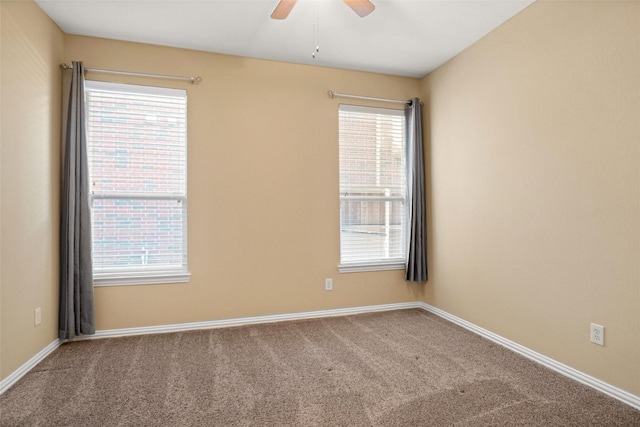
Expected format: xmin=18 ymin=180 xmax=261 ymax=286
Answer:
xmin=85 ymin=80 xmax=189 ymax=285
xmin=338 ymin=104 xmax=407 ymax=272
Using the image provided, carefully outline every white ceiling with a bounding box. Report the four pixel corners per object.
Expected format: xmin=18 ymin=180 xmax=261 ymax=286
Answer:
xmin=35 ymin=0 xmax=534 ymax=78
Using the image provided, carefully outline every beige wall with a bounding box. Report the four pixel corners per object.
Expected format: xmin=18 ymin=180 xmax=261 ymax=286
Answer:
xmin=63 ymin=36 xmax=423 ymax=331
xmin=0 ymin=0 xmax=64 ymax=379
xmin=422 ymin=0 xmax=639 ymax=395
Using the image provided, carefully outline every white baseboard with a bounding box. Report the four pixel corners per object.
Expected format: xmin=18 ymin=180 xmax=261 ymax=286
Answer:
xmin=417 ymin=302 xmax=640 ymax=411
xmin=3 ymin=301 xmax=639 ymax=412
xmin=84 ymin=301 xmax=422 ymax=340
xmin=0 ymin=338 xmax=61 ymax=395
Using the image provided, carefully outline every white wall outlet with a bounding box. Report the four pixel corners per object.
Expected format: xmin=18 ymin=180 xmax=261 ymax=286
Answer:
xmin=325 ymin=278 xmax=333 ymax=291
xmin=34 ymin=307 xmax=42 ymax=326
xmin=590 ymin=323 xmax=604 ymax=346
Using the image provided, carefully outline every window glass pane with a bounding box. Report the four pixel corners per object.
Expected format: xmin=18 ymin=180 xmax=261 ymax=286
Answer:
xmin=91 ymin=198 xmax=185 ymax=269
xmin=340 ymin=199 xmax=406 ymax=263
xmin=86 ymin=84 xmax=186 ymax=196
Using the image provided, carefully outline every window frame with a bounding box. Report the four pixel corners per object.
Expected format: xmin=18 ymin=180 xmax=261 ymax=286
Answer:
xmin=337 ymin=104 xmax=408 ymax=273
xmin=85 ymin=80 xmax=190 ymax=286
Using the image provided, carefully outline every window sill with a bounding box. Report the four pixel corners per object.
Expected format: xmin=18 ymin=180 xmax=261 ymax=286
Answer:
xmin=94 ymin=271 xmax=191 ymax=287
xmin=338 ymin=261 xmax=405 ymax=273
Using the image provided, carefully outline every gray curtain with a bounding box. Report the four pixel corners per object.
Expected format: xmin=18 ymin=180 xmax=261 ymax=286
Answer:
xmin=405 ymin=98 xmax=428 ymax=282
xmin=59 ymin=61 xmax=95 ymax=340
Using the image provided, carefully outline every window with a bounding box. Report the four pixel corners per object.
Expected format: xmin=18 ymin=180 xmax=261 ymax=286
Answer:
xmin=338 ymin=104 xmax=407 ymax=272
xmin=85 ymin=81 xmax=189 ymax=285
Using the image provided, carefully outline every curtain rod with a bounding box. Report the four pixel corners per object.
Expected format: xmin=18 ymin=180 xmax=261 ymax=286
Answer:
xmin=327 ymin=90 xmax=408 ymax=105
xmin=60 ymin=63 xmax=203 ymax=84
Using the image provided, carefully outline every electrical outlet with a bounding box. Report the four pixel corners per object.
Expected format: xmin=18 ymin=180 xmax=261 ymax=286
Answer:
xmin=35 ymin=307 xmax=42 ymax=326
xmin=325 ymin=278 xmax=333 ymax=291
xmin=590 ymin=323 xmax=604 ymax=346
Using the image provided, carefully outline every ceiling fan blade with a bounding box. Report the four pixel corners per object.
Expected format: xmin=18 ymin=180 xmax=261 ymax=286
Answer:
xmin=343 ymin=0 xmax=375 ymax=17
xmin=271 ymin=0 xmax=298 ymax=20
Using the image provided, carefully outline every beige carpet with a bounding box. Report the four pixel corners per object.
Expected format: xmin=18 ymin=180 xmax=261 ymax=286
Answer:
xmin=1 ymin=309 xmax=638 ymax=426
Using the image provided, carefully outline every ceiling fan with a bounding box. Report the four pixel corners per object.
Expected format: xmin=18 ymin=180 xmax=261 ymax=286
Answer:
xmin=271 ymin=0 xmax=375 ymax=20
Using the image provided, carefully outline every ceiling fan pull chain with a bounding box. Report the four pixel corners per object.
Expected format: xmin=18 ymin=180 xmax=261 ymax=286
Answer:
xmin=312 ymin=6 xmax=320 ymax=59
